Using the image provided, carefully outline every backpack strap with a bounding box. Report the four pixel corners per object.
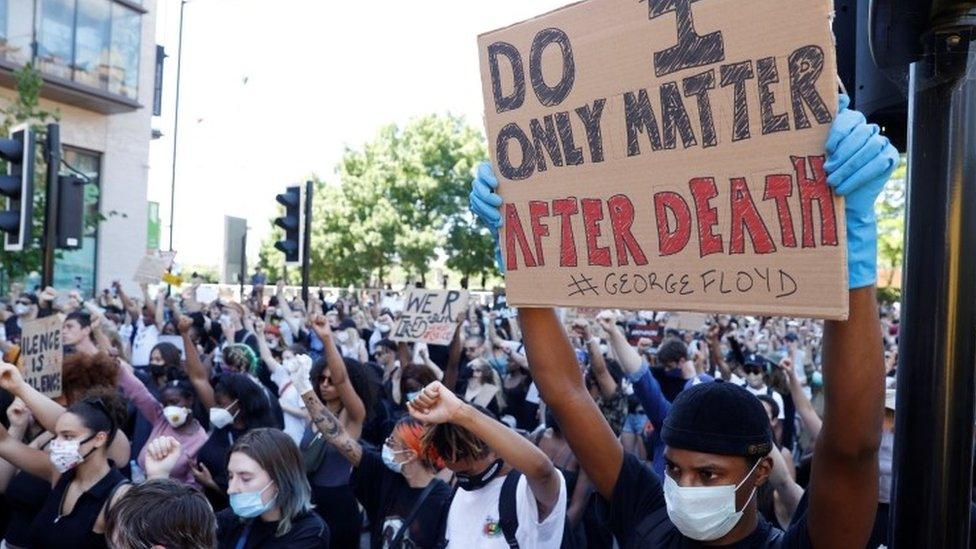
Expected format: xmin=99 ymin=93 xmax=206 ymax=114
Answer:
xmin=391 ymin=480 xmax=439 ymax=548
xmin=436 ymin=484 xmax=460 ymax=549
xmin=498 ymin=471 xmax=523 ymax=549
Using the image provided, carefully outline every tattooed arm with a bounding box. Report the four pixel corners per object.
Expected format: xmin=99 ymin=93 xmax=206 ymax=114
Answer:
xmin=289 ymin=356 xmax=363 ymax=467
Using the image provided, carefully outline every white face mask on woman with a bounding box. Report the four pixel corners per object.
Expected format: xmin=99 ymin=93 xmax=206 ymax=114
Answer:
xmin=663 ymin=458 xmax=761 ymax=541
xmin=209 ymin=400 xmax=239 ymax=429
xmin=163 ymin=406 xmax=190 ymax=428
xmin=49 ymin=434 xmax=97 ymax=473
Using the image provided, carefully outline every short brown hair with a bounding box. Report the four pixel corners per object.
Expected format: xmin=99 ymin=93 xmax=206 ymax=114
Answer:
xmin=422 ymin=421 xmax=490 ymax=464
xmin=105 ymin=479 xmax=216 ymax=549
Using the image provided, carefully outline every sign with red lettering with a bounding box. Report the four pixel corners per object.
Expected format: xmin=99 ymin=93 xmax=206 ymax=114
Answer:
xmin=20 ymin=315 xmax=63 ymax=398
xmin=478 ymin=0 xmax=846 ymax=319
xmin=392 ymin=289 xmax=471 ymax=345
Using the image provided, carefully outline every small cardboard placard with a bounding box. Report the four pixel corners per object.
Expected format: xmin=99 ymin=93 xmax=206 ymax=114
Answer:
xmin=478 ymin=0 xmax=845 ymax=319
xmin=133 ymin=251 xmax=177 ymax=285
xmin=666 ymin=312 xmax=711 ymax=332
xmin=20 ymin=315 xmax=63 ymax=398
xmin=392 ymin=289 xmax=471 ymax=345
xmin=195 ymin=285 xmax=220 ymax=305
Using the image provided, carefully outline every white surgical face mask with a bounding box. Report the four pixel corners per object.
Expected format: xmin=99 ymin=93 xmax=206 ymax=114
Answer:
xmin=163 ymin=406 xmax=190 ymax=428
xmin=378 ymin=323 xmax=391 ymax=334
xmin=336 ymin=331 xmax=350 ymax=343
xmin=209 ymin=401 xmax=238 ymax=429
xmin=13 ymin=303 xmax=28 ymax=316
xmin=664 ymin=458 xmax=760 ymax=541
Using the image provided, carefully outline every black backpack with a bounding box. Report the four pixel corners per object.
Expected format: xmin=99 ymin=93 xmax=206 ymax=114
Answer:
xmin=437 ymin=471 xmax=578 ymax=549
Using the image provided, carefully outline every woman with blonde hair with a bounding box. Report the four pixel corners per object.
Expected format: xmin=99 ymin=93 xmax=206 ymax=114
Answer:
xmin=463 ymin=358 xmax=505 ymax=417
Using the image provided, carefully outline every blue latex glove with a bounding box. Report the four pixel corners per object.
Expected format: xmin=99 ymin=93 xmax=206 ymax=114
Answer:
xmin=823 ymin=94 xmax=900 ymax=289
xmin=469 ymin=161 xmax=506 ymax=272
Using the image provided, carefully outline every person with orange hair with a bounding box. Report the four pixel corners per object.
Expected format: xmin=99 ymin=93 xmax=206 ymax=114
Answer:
xmin=286 ymin=355 xmax=452 ymax=549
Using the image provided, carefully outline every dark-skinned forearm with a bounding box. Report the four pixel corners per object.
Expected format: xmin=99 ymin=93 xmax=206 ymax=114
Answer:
xmin=519 ymin=308 xmax=622 ymax=499
xmin=807 ymin=287 xmax=884 ymax=549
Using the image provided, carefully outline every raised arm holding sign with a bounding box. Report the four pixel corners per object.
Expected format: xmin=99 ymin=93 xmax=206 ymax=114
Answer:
xmin=476 ymin=0 xmax=877 ymax=319
xmin=471 ymin=1 xmax=897 ymax=545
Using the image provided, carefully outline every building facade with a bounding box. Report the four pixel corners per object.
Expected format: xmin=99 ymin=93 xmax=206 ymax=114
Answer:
xmin=0 ymin=0 xmax=156 ymax=295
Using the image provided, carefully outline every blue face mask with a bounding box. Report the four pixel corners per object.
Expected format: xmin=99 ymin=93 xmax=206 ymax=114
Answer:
xmin=382 ymin=444 xmax=405 ymax=474
xmin=229 ymin=482 xmax=275 ymax=518
xmin=811 ymin=370 xmax=823 ymax=387
xmin=406 ymin=390 xmax=422 ymax=402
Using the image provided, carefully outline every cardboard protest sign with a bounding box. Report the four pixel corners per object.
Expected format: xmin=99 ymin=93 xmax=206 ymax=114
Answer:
xmin=133 ymin=251 xmax=176 ymax=284
xmin=392 ymin=289 xmax=471 ymax=345
xmin=666 ymin=312 xmax=711 ymax=332
xmin=478 ymin=0 xmax=845 ymax=319
xmin=20 ymin=315 xmax=63 ymax=398
xmin=195 ymin=285 xmax=220 ymax=305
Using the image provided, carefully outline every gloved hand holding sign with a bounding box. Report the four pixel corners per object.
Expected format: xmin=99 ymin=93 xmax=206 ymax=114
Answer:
xmin=469 ymin=161 xmax=505 ymax=273
xmin=824 ymin=94 xmax=900 ymax=289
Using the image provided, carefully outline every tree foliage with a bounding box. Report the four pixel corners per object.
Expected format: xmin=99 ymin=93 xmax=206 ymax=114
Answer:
xmin=876 ymin=157 xmax=906 ymax=287
xmin=260 ymin=114 xmax=495 ymax=288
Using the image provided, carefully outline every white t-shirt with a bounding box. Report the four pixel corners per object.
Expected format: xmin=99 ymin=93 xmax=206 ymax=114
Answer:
xmin=130 ymin=319 xmax=159 ymax=366
xmin=271 ymin=367 xmax=308 ymax=445
xmin=445 ymin=470 xmax=566 ymax=549
xmin=745 ymin=384 xmax=785 ymax=420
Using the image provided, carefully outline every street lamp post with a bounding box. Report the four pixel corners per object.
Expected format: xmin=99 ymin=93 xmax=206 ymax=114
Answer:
xmin=168 ymin=0 xmax=187 ymax=252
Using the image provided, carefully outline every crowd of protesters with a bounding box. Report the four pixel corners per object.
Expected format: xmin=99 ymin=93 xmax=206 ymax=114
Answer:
xmin=0 ymin=92 xmax=909 ymax=548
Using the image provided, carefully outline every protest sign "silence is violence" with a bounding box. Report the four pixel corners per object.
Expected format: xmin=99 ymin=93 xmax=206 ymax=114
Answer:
xmin=479 ymin=0 xmax=846 ymax=319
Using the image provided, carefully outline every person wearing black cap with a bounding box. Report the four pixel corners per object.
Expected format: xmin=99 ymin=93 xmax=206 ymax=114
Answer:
xmin=469 ymin=93 xmax=897 ymax=546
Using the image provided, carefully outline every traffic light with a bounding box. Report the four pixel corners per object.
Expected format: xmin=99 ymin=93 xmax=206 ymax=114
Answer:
xmin=274 ymin=185 xmax=302 ymax=265
xmin=833 ymin=0 xmax=908 ymax=151
xmin=0 ymin=124 xmax=35 ymax=251
xmin=56 ymin=175 xmax=86 ymax=249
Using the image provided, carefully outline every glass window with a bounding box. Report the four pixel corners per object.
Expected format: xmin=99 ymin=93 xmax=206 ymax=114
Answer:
xmin=74 ymin=0 xmax=112 ymax=90
xmin=1 ymin=0 xmax=35 ymax=65
xmin=54 ymin=147 xmax=100 ymax=297
xmin=36 ymin=0 xmax=77 ymax=80
xmin=108 ymin=3 xmax=140 ymax=99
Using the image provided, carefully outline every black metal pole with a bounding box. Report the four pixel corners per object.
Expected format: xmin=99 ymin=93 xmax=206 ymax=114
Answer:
xmin=168 ymin=0 xmax=187 ymax=252
xmin=41 ymin=124 xmax=60 ymax=289
xmin=891 ymin=25 xmax=976 ymax=548
xmin=239 ymin=228 xmax=247 ymax=300
xmin=301 ymin=180 xmax=312 ymax=304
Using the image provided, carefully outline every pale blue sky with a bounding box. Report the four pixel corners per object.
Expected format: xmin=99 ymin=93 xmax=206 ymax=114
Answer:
xmin=147 ymin=0 xmax=570 ymax=268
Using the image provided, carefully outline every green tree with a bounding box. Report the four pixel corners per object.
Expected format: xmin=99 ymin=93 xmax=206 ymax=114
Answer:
xmin=337 ymin=114 xmax=488 ymax=285
xmin=259 ymin=114 xmax=491 ymax=287
xmin=876 ymin=157 xmax=906 ymax=287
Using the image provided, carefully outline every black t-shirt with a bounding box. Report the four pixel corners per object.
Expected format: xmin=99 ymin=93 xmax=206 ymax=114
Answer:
xmin=216 ymin=508 xmax=329 ymax=549
xmin=609 ymin=453 xmax=811 ymax=548
xmin=353 ymin=449 xmax=451 ymax=548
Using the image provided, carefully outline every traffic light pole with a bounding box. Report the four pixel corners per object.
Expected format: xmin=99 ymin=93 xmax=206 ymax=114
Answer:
xmin=41 ymin=124 xmax=60 ymax=289
xmin=239 ymin=228 xmax=247 ymax=300
xmin=891 ymin=23 xmax=976 ymax=548
xmin=301 ymin=180 xmax=312 ymax=304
